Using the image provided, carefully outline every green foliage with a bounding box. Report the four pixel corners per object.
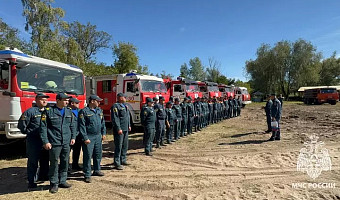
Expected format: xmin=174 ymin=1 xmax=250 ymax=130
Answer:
xmin=62 ymin=21 xmax=111 ymax=62
xmin=319 ymin=52 xmax=340 ymax=85
xmin=189 ymin=57 xmax=205 ymax=81
xmin=180 ymin=63 xmax=190 ymax=78
xmin=160 ymin=70 xmax=173 ymax=79
xmin=0 ymin=18 xmax=30 ymax=52
xmin=246 ymin=39 xmax=322 ymax=98
xmin=112 ymin=42 xmax=139 ymax=74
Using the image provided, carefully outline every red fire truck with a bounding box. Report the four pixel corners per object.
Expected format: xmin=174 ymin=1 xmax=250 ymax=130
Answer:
xmin=218 ymin=84 xmax=235 ymax=98
xmin=198 ymin=81 xmax=221 ymax=98
xmin=164 ymin=77 xmax=202 ymax=101
xmin=86 ymin=71 xmax=169 ymax=125
xmin=234 ymin=86 xmax=251 ymax=107
xmin=0 ymin=48 xmax=86 ymax=145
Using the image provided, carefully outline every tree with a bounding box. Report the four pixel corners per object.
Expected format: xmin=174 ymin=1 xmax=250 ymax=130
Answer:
xmin=319 ymin=52 xmax=340 ymax=85
xmin=160 ymin=70 xmax=173 ymax=79
xmin=206 ymin=57 xmax=221 ymax=82
xmin=137 ymin=65 xmax=150 ymax=75
xmin=0 ymin=18 xmax=29 ymax=51
xmin=112 ymin=42 xmax=139 ymax=74
xmin=246 ymin=39 xmax=322 ymax=98
xmin=189 ymin=57 xmax=205 ymax=81
xmin=180 ymin=63 xmax=190 ymax=78
xmin=62 ymin=21 xmax=111 ymax=62
xmin=21 ymin=0 xmax=65 ymax=56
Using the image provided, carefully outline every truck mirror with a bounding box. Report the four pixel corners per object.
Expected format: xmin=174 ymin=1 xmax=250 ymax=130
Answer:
xmin=0 ymin=62 xmax=9 ymax=70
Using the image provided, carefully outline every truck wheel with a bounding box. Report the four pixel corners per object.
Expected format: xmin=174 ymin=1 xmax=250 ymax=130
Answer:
xmin=330 ymin=101 xmax=336 ymax=105
xmin=242 ymin=104 xmax=245 ymax=108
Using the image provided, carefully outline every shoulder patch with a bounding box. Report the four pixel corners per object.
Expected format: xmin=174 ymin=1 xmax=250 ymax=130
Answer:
xmin=41 ymin=114 xmax=46 ymax=121
xmin=46 ymin=107 xmax=50 ymax=110
xmin=114 ymin=108 xmax=118 ymax=113
xmin=20 ymin=115 xmax=26 ymax=120
xmin=79 ymin=114 xmax=84 ymax=119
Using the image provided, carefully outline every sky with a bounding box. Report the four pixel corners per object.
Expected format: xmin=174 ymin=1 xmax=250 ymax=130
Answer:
xmin=1 ymin=0 xmax=340 ymax=81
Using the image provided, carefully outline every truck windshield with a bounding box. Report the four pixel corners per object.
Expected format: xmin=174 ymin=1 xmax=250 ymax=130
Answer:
xmin=140 ymin=80 xmax=167 ymax=93
xmin=320 ymin=88 xmax=337 ymax=93
xmin=241 ymin=89 xmax=249 ymax=95
xmin=16 ymin=62 xmax=84 ymax=95
xmin=186 ymin=84 xmax=199 ymax=92
xmin=207 ymin=86 xmax=219 ymax=92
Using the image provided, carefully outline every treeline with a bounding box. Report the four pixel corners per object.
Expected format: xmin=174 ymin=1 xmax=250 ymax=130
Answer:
xmin=246 ymin=39 xmax=340 ymax=98
xmin=0 ymin=0 xmax=251 ymax=91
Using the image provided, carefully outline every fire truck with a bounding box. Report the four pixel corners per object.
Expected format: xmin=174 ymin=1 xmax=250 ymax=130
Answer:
xmin=234 ymin=86 xmax=251 ymax=108
xmin=0 ymin=48 xmax=86 ymax=145
xmin=164 ymin=77 xmax=202 ymax=101
xmin=86 ymin=71 xmax=169 ymax=126
xmin=218 ymin=84 xmax=234 ymax=98
xmin=198 ymin=81 xmax=221 ymax=98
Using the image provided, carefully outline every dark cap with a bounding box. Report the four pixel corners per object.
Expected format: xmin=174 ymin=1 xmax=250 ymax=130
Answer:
xmin=153 ymin=97 xmax=159 ymax=101
xmin=174 ymin=98 xmax=180 ymax=102
xmin=146 ymin=97 xmax=153 ymax=103
xmin=117 ymin=93 xmax=126 ymax=98
xmin=188 ymin=96 xmax=192 ymax=100
xmin=69 ymin=97 xmax=80 ymax=103
xmin=169 ymin=96 xmax=174 ymax=101
xmin=35 ymin=93 xmax=49 ymax=98
xmin=56 ymin=93 xmax=72 ymax=100
xmin=89 ymin=95 xmax=103 ymax=101
xmin=271 ymin=93 xmax=276 ymax=96
xmin=159 ymin=96 xmax=165 ymax=101
xmin=166 ymin=101 xmax=173 ymax=105
xmin=184 ymin=97 xmax=189 ymax=101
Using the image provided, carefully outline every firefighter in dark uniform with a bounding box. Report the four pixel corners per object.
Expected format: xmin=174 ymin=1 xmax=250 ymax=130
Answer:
xmin=40 ymin=93 xmax=76 ymax=193
xmin=194 ymin=97 xmax=202 ymax=131
xmin=165 ymin=101 xmax=176 ymax=143
xmin=141 ymin=97 xmax=156 ymax=156
xmin=187 ymin=96 xmax=195 ymax=135
xmin=111 ymin=93 xmax=131 ymax=170
xmin=208 ymin=99 xmax=213 ymax=124
xmin=18 ymin=93 xmax=49 ymax=189
xmin=154 ymin=96 xmax=166 ymax=148
xmin=228 ymin=96 xmax=234 ymax=118
xmin=237 ymin=96 xmax=242 ymax=116
xmin=180 ymin=97 xmax=188 ymax=137
xmin=173 ymin=98 xmax=182 ymax=140
xmin=213 ymin=98 xmax=218 ymax=123
xmin=233 ymin=97 xmax=238 ymax=117
xmin=79 ymin=95 xmax=106 ymax=183
xmin=224 ymin=97 xmax=229 ymax=119
xmin=68 ymin=98 xmax=82 ymax=171
xmin=269 ymin=94 xmax=282 ymax=141
xmin=264 ymin=95 xmax=273 ymax=133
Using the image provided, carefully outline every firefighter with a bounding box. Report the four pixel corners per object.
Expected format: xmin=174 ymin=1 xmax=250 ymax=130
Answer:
xmin=228 ymin=96 xmax=234 ymax=118
xmin=213 ymin=98 xmax=218 ymax=123
xmin=194 ymin=97 xmax=202 ymax=132
xmin=141 ymin=97 xmax=156 ymax=156
xmin=264 ymin=95 xmax=273 ymax=133
xmin=233 ymin=97 xmax=238 ymax=117
xmin=68 ymin=98 xmax=82 ymax=171
xmin=111 ymin=93 xmax=131 ymax=170
xmin=40 ymin=93 xmax=76 ymax=193
xmin=18 ymin=93 xmax=50 ymax=189
xmin=269 ymin=94 xmax=282 ymax=141
xmin=79 ymin=95 xmax=106 ymax=183
xmin=173 ymin=98 xmax=182 ymax=140
xmin=165 ymin=101 xmax=176 ymax=143
xmin=237 ymin=96 xmax=242 ymax=116
xmin=187 ymin=96 xmax=195 ymax=135
xmin=154 ymin=96 xmax=166 ymax=148
xmin=180 ymin=97 xmax=188 ymax=137
xmin=208 ymin=98 xmax=213 ymax=125
xmin=224 ymin=97 xmax=229 ymax=119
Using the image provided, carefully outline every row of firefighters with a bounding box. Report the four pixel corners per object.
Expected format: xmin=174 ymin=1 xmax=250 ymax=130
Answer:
xmin=140 ymin=95 xmax=242 ymax=155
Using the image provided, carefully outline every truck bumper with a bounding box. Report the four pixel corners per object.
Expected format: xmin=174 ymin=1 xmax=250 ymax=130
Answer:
xmin=243 ymin=101 xmax=252 ymax=105
xmin=5 ymin=121 xmax=26 ymax=139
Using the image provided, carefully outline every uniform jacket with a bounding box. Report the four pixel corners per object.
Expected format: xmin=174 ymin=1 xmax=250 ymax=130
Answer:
xmin=79 ymin=107 xmax=106 ymax=141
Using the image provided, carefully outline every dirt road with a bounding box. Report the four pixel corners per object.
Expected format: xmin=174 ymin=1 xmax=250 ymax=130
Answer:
xmin=1 ymin=102 xmax=339 ymax=200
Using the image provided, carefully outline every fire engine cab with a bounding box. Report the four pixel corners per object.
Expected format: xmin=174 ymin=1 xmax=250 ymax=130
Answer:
xmin=234 ymin=86 xmax=251 ymax=107
xmin=0 ymin=48 xmax=86 ymax=145
xmin=218 ymin=84 xmax=234 ymax=98
xmin=198 ymin=81 xmax=221 ymax=98
xmin=164 ymin=77 xmax=202 ymax=101
xmin=86 ymin=71 xmax=169 ymax=125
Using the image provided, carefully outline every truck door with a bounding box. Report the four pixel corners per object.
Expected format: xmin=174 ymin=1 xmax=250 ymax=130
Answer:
xmin=124 ymin=80 xmax=140 ymax=111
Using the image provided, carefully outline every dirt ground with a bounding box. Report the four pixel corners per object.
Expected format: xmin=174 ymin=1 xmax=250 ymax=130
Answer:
xmin=0 ymin=102 xmax=340 ymax=200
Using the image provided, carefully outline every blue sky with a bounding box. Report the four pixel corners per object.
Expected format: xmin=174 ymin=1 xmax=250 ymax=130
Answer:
xmin=2 ymin=0 xmax=340 ymax=81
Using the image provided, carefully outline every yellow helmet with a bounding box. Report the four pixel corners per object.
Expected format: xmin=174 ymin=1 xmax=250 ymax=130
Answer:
xmin=45 ymin=81 xmax=57 ymax=88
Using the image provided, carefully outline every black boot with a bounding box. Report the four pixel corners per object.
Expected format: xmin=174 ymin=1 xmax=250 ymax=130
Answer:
xmin=268 ymin=131 xmax=276 ymax=141
xmin=275 ymin=131 xmax=281 ymax=140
